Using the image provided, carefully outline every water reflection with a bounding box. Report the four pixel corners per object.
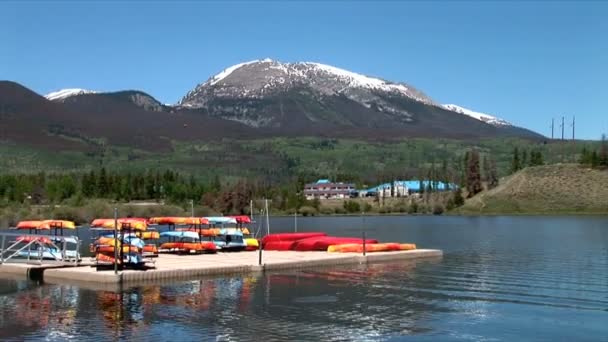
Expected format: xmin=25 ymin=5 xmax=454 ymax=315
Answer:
xmin=1 ymin=216 xmax=607 ymax=341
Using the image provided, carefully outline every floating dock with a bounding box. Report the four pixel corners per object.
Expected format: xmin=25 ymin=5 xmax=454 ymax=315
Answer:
xmin=1 ymin=249 xmax=442 ymax=287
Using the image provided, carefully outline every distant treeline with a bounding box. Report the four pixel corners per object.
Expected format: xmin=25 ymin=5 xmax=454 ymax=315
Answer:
xmin=579 ymin=135 xmax=608 ymax=168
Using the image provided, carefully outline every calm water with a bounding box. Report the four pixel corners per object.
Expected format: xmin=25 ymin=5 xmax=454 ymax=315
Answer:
xmin=1 ymin=216 xmax=607 ymax=341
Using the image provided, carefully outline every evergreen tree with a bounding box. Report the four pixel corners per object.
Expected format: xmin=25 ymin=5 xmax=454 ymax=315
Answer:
xmin=600 ymin=134 xmax=608 ymax=167
xmin=591 ymin=151 xmax=600 ymax=168
xmin=482 ymin=156 xmax=490 ymax=183
xmin=453 ymin=187 xmax=465 ymax=207
xmin=511 ymin=147 xmax=521 ymax=174
xmin=97 ymin=167 xmax=109 ymax=197
xmin=521 ymin=150 xmax=528 ymax=167
xmin=579 ymin=147 xmax=591 ymax=165
xmin=489 ymin=158 xmax=499 ymax=189
xmin=466 ymin=149 xmax=482 ymax=197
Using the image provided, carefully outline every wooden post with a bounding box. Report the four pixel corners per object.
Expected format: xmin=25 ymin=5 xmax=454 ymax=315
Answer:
xmin=113 ymin=207 xmax=118 ymax=274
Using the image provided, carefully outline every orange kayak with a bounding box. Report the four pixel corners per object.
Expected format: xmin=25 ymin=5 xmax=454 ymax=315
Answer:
xmin=327 ymin=243 xmax=417 ymax=253
xmin=143 ymin=244 xmax=158 ymax=254
xmin=159 ymin=241 xmax=217 ymax=253
xmin=137 ymin=231 xmax=160 ymax=240
xmin=16 ymin=236 xmax=52 ymax=244
xmin=96 ymin=245 xmax=139 ymax=254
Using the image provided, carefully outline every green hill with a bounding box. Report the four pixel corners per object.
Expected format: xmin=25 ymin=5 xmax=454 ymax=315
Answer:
xmin=459 ymin=164 xmax=608 ymax=214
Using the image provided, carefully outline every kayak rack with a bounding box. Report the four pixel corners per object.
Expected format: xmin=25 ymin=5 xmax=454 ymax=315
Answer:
xmin=0 ymin=231 xmax=81 ymax=266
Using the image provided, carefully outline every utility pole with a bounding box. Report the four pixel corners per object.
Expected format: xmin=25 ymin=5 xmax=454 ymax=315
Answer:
xmin=551 ymin=118 xmax=554 ymax=140
xmin=560 ymin=116 xmax=565 ymax=163
xmin=571 ymin=116 xmax=576 ymax=163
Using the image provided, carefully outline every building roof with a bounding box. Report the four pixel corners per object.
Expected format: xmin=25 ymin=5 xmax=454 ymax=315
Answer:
xmin=316 ymin=179 xmax=331 ymax=184
xmin=365 ymin=180 xmax=457 ymax=193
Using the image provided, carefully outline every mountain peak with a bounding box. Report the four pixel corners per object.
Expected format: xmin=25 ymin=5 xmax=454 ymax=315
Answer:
xmin=179 ymin=59 xmax=435 ymax=110
xmin=442 ymin=104 xmax=511 ymax=126
xmin=45 ymin=88 xmax=98 ymax=101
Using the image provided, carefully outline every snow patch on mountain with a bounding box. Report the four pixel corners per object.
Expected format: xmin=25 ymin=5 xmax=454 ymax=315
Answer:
xmin=442 ymin=104 xmax=511 ymax=126
xmin=205 ymin=60 xmax=266 ymax=86
xmin=304 ymin=62 xmax=412 ymax=97
xmin=45 ymin=88 xmax=98 ymax=101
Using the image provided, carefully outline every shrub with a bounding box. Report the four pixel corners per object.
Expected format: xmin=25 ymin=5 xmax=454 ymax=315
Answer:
xmin=334 ymin=206 xmax=347 ymax=215
xmin=343 ymin=200 xmax=361 ymax=213
xmin=432 ymin=204 xmax=445 ymax=215
xmin=408 ymin=202 xmax=418 ymax=214
xmin=299 ymin=206 xmax=317 ymax=216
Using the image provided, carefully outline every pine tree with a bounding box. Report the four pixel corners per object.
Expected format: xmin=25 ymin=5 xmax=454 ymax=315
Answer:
xmin=97 ymin=167 xmax=109 ymax=197
xmin=511 ymin=147 xmax=520 ymax=174
xmin=600 ymin=134 xmax=608 ymax=167
xmin=466 ymin=149 xmax=482 ymax=197
xmin=482 ymin=156 xmax=490 ymax=183
xmin=489 ymin=158 xmax=499 ymax=189
xmin=453 ymin=187 xmax=465 ymax=207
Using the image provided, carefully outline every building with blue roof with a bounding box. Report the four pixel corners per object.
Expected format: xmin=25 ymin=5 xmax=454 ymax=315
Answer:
xmin=363 ymin=180 xmax=457 ymax=197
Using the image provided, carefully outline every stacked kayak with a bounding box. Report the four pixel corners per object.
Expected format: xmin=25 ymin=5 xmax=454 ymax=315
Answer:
xmin=159 ymin=231 xmax=217 ymax=254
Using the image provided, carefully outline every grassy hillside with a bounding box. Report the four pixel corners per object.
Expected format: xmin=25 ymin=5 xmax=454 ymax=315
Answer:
xmin=1 ymin=137 xmax=600 ymax=185
xmin=458 ymin=164 xmax=608 ymax=214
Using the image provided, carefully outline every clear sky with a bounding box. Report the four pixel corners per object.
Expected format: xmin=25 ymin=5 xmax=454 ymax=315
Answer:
xmin=1 ymin=1 xmax=606 ymax=139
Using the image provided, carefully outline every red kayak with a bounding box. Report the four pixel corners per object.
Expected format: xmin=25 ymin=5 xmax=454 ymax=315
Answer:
xmin=262 ymin=232 xmax=327 ymax=246
xmin=292 ymin=237 xmax=378 ymax=251
xmin=263 ymin=240 xmax=297 ymax=251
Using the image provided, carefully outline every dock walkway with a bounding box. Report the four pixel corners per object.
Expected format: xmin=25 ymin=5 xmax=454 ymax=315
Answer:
xmin=1 ymin=249 xmax=442 ymax=286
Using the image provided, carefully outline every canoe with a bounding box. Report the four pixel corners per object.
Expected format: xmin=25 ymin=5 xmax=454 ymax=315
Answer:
xmin=261 ymin=232 xmax=327 ymax=246
xmin=292 ymin=237 xmax=378 ymax=252
xmin=244 ymin=238 xmax=259 ymax=251
xmin=263 ymin=240 xmax=296 ymax=251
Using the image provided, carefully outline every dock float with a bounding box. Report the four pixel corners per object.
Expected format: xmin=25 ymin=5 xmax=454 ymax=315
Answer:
xmin=3 ymin=249 xmax=442 ymax=287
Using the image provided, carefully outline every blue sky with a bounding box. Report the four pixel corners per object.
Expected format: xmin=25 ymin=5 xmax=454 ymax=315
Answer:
xmin=1 ymin=1 xmax=606 ymax=139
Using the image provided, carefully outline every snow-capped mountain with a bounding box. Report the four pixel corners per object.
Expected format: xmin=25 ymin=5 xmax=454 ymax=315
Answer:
xmin=442 ymin=104 xmax=511 ymax=126
xmin=178 ymin=59 xmax=442 ymax=128
xmin=177 ymin=59 xmax=520 ymax=132
xmin=45 ymin=88 xmax=98 ymax=101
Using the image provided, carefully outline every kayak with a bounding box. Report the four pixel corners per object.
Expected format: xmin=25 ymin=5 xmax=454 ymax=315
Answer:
xmin=144 ymin=244 xmax=158 ymax=254
xmin=96 ymin=252 xmax=143 ymax=264
xmin=327 ymin=243 xmax=417 ymax=253
xmin=159 ymin=241 xmax=217 ymax=253
xmin=16 ymin=220 xmax=76 ymax=230
xmin=91 ymin=218 xmax=147 ymax=231
xmin=137 ymin=231 xmax=160 ymax=240
xmin=149 ymin=217 xmax=209 ymax=225
xmin=15 ymin=236 xmax=52 ymax=244
xmin=17 ymin=248 xmax=79 ymax=260
xmin=244 ymin=238 xmax=259 ymax=251
xmin=261 ymin=232 xmax=327 ymax=246
xmin=96 ymin=245 xmax=140 ymax=254
xmin=263 ymin=240 xmax=296 ymax=251
xmin=292 ymin=237 xmax=378 ymax=252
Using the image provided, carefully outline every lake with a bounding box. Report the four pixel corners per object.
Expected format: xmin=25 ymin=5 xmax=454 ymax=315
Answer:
xmin=1 ymin=216 xmax=607 ymax=341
